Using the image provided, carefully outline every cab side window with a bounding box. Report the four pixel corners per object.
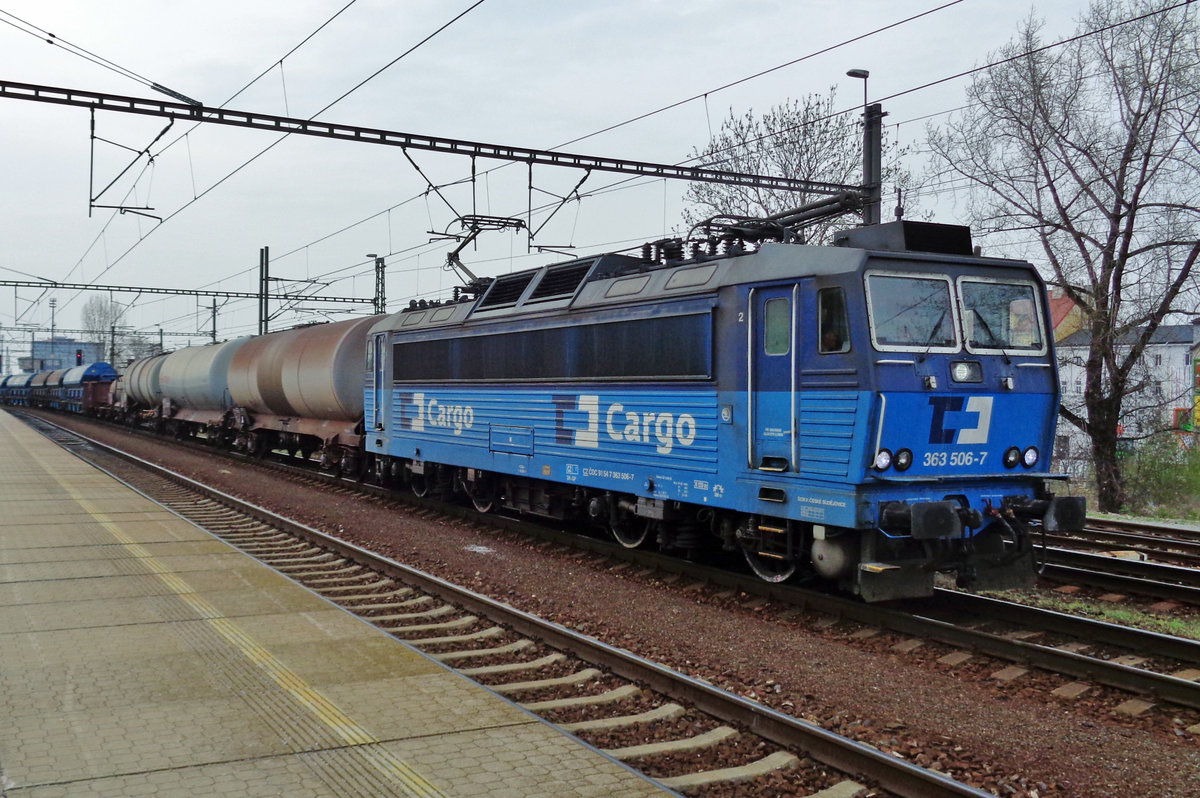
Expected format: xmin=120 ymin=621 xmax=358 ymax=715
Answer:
xmin=763 ymin=297 xmax=791 ymax=356
xmin=819 ymin=288 xmax=850 ymax=353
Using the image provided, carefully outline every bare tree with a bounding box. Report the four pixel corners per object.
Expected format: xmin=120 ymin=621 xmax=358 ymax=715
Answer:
xmin=80 ymin=296 xmax=124 ymax=338
xmin=683 ymin=89 xmax=912 ymax=243
xmin=926 ymin=0 xmax=1200 ymax=512
xmin=79 ymin=295 xmax=135 ymax=364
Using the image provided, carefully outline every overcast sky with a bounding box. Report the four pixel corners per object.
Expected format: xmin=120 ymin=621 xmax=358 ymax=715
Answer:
xmin=0 ymin=0 xmax=1087 ymax=366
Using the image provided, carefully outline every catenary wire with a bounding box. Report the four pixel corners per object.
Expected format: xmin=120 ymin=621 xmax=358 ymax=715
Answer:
xmin=56 ymin=1 xmax=489 ymax=307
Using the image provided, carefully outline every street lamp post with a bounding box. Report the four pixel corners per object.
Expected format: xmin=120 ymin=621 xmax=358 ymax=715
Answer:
xmin=846 ymin=68 xmax=868 ymax=112
xmin=846 ymin=68 xmax=882 ymax=226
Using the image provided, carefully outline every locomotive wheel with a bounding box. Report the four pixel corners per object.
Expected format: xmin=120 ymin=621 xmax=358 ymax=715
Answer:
xmin=609 ymin=514 xmax=653 ymax=549
xmin=410 ymin=474 xmax=430 ymax=498
xmin=467 ymin=479 xmax=497 ymax=513
xmin=741 ymin=546 xmax=797 ymax=582
xmin=470 ymin=491 xmax=496 ymax=513
xmin=736 ymin=520 xmax=797 ymax=583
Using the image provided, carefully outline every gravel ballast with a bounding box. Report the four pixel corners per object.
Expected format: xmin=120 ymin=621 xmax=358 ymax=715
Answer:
xmin=42 ymin=414 xmax=1200 ymax=797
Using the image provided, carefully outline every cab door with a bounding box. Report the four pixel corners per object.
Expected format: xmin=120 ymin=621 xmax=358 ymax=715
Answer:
xmin=748 ymin=285 xmax=797 ymax=471
xmin=370 ymin=332 xmax=386 ymax=431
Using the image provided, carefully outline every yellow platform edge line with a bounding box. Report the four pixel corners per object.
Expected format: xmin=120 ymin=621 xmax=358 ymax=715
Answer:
xmin=16 ymin=434 xmax=446 ymax=798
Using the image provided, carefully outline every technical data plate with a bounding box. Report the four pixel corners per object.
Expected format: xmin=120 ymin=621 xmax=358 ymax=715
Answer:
xmin=0 ymin=410 xmax=672 ymax=798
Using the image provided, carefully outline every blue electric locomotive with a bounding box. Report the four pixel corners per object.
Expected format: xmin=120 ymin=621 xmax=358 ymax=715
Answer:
xmin=362 ymin=219 xmax=1083 ymax=601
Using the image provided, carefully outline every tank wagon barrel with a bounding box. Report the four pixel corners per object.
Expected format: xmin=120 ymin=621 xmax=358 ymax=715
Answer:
xmin=228 ymin=316 xmax=376 ymax=422
xmin=124 ymin=353 xmax=169 ymax=408
xmin=222 ymin=315 xmax=382 ymax=468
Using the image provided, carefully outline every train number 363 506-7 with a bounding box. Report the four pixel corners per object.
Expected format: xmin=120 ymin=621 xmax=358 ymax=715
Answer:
xmin=923 ymin=450 xmax=988 ymax=468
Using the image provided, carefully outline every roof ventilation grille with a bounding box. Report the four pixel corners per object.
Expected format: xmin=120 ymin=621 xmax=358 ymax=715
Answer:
xmin=478 ymin=273 xmax=535 ymax=308
xmin=528 ymin=261 xmax=594 ymax=302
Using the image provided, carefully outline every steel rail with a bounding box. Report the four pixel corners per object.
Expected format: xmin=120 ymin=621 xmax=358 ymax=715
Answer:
xmin=1086 ymin=516 xmax=1200 ymax=540
xmin=21 ymin=413 xmax=990 ymax=798
xmin=1040 ymin=546 xmax=1200 ymax=589
xmin=1039 ymin=561 xmax=1200 ymax=606
xmin=923 ymin=589 xmax=1200 ymax=662
xmin=1039 ymin=532 xmax=1200 ymax=568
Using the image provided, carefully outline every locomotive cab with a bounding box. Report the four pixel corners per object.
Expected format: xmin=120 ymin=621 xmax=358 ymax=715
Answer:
xmin=778 ymin=222 xmax=1086 ymax=600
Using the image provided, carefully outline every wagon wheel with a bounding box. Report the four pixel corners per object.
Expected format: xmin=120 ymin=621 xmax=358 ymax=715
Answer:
xmin=471 ymin=492 xmax=496 ymax=513
xmin=251 ymin=433 xmax=271 ymax=459
xmin=609 ymin=513 xmax=654 ymax=549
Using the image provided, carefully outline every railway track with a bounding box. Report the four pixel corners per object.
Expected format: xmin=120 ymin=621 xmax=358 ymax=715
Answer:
xmin=21 ymin=412 xmax=999 ymax=798
xmin=26 ymin=411 xmax=1200 ymax=723
xmin=1037 ymin=549 xmax=1200 ymax=605
xmin=1087 ymin=515 xmax=1200 ymax=542
xmin=1039 ymin=526 xmax=1200 ymax=569
xmin=1031 ymin=515 xmax=1200 ymax=605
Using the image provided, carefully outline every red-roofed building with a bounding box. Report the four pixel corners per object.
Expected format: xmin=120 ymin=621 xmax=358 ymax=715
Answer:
xmin=1047 ymin=289 xmax=1083 ymax=342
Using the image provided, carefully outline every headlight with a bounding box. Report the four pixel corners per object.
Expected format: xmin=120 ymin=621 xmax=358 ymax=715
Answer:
xmin=1003 ymin=446 xmax=1021 ymax=469
xmin=895 ymin=448 xmax=913 ymax=471
xmin=951 ymin=361 xmax=982 ymax=383
xmin=874 ymin=449 xmax=893 ymax=471
xmin=1022 ymin=446 xmax=1040 ymax=468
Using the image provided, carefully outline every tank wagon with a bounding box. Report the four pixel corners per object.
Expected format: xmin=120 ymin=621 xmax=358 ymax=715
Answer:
xmin=154 ymin=337 xmax=249 ymax=434
xmin=119 ymin=316 xmax=382 ymax=471
xmin=224 ymin=315 xmax=381 ymax=469
xmin=117 ymin=352 xmax=169 ymax=422
xmin=366 ymin=220 xmax=1085 ymax=601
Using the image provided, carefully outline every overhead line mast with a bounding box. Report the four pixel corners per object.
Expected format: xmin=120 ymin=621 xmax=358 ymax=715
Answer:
xmin=0 ymin=80 xmax=866 ymax=196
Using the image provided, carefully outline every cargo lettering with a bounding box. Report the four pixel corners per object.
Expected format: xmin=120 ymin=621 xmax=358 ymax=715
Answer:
xmin=558 ymin=394 xmax=696 ymax=455
xmin=401 ymin=393 xmax=474 ymax=436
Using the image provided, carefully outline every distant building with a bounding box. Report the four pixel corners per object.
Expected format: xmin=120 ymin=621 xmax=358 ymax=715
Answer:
xmin=1054 ymin=321 xmax=1200 ymax=472
xmin=18 ymin=338 xmax=106 ymax=372
xmin=1047 ymin=289 xmax=1083 ymax=342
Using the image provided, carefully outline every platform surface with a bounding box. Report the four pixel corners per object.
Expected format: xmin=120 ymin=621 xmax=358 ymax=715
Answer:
xmin=0 ymin=410 xmax=672 ymax=797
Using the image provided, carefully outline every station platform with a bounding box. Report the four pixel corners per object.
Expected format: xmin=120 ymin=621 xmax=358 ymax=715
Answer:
xmin=0 ymin=410 xmax=673 ymax=798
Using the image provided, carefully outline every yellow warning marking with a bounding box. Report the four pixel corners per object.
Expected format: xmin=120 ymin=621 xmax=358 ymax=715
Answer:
xmin=21 ymin=441 xmax=446 ymax=798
